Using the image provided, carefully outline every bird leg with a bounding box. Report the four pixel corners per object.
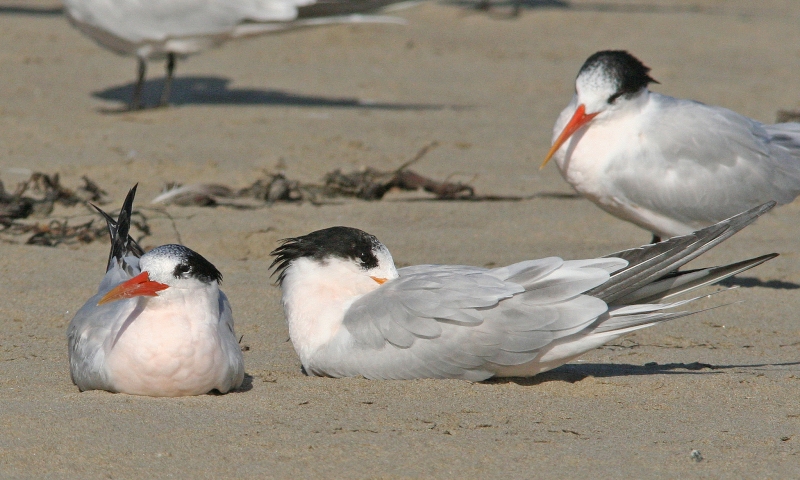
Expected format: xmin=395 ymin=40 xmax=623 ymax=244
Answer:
xmin=130 ymin=57 xmax=146 ymax=110
xmin=159 ymin=53 xmax=176 ymax=108
xmin=651 ymin=234 xmax=662 ymax=244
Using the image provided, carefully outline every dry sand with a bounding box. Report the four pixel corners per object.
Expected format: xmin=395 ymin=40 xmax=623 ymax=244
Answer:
xmin=1 ymin=0 xmax=799 ymax=477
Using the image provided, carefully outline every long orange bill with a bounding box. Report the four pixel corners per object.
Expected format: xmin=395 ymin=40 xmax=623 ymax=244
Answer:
xmin=540 ymin=104 xmax=599 ymax=169
xmin=97 ymin=271 xmax=169 ymax=306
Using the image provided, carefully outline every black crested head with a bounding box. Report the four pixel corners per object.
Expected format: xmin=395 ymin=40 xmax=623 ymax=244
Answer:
xmin=149 ymin=244 xmax=223 ymax=284
xmin=579 ymin=50 xmax=659 ymax=103
xmin=269 ymin=226 xmax=383 ymax=285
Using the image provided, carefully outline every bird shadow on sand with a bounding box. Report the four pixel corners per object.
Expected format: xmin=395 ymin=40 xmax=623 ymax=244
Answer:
xmin=717 ymin=276 xmax=800 ymax=290
xmin=212 ymin=373 xmax=254 ymax=394
xmin=486 ymin=360 xmax=800 ymax=385
xmin=92 ymin=76 xmax=461 ymax=112
xmin=0 ymin=5 xmax=63 ymax=15
xmin=446 ymin=0 xmax=708 ymax=17
xmin=380 ymin=191 xmax=581 ymax=203
xmin=237 ymin=373 xmax=255 ymax=392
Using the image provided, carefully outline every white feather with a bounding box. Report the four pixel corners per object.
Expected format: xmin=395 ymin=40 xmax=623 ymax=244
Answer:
xmin=550 ymin=54 xmax=800 ymax=238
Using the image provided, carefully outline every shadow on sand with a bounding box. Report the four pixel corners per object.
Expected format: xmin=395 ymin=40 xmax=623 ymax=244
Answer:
xmin=718 ymin=276 xmax=800 ymax=290
xmin=0 ymin=5 xmax=63 ymax=15
xmin=92 ymin=76 xmax=460 ymax=112
xmin=446 ymin=0 xmax=707 ymax=16
xmin=486 ymin=360 xmax=800 ymax=385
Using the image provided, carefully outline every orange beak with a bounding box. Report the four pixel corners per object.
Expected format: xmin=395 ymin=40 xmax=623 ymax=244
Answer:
xmin=540 ymin=104 xmax=599 ymax=169
xmin=370 ymin=276 xmax=388 ymax=285
xmin=97 ymin=271 xmax=169 ymax=305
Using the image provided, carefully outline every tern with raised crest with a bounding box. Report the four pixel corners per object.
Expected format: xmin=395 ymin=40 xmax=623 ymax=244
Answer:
xmin=67 ymin=185 xmax=244 ymax=396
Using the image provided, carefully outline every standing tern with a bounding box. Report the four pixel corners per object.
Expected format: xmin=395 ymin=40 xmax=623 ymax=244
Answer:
xmin=67 ymin=185 xmax=244 ymax=396
xmin=63 ymin=0 xmax=409 ymax=109
xmin=270 ymin=203 xmax=776 ymax=380
xmin=542 ymin=50 xmax=800 ymax=242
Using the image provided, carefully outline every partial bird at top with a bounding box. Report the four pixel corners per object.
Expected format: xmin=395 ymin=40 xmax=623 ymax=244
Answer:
xmin=542 ymin=50 xmax=800 ymax=242
xmin=63 ymin=0 xmax=413 ymax=110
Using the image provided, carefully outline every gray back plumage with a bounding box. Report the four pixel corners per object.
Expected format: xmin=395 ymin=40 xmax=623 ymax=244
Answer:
xmin=303 ymin=203 xmax=777 ymax=380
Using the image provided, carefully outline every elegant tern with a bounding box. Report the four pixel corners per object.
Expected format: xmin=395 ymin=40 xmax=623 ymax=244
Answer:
xmin=542 ymin=50 xmax=800 ymax=242
xmin=64 ymin=0 xmax=409 ymax=109
xmin=67 ymin=185 xmax=244 ymax=396
xmin=270 ymin=203 xmax=776 ymax=380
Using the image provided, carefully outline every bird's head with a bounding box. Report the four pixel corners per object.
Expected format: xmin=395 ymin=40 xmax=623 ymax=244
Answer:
xmin=97 ymin=244 xmax=222 ymax=305
xmin=269 ymin=226 xmax=399 ymax=289
xmin=541 ymin=50 xmax=658 ymax=168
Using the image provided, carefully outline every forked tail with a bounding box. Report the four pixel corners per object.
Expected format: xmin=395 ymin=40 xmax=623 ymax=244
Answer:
xmin=585 ymin=202 xmax=778 ymax=336
xmin=91 ymin=184 xmax=145 ymax=271
xmin=589 ymin=201 xmax=777 ymax=305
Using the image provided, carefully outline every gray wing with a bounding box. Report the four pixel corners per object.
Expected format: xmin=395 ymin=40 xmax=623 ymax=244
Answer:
xmin=69 ymin=185 xmax=146 ymax=391
xmin=306 ymin=257 xmax=622 ymax=380
xmin=618 ymin=95 xmax=800 ymax=225
xmin=64 ymin=0 xmax=317 ymax=38
xmin=590 ymin=202 xmax=776 ymax=305
xmin=67 ymin=263 xmax=140 ymax=392
xmin=215 ymin=291 xmax=245 ymax=392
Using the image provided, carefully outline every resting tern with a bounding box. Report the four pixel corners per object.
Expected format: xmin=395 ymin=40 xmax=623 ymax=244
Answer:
xmin=270 ymin=203 xmax=776 ymax=380
xmin=542 ymin=50 xmax=800 ymax=242
xmin=63 ymin=0 xmax=409 ymax=109
xmin=67 ymin=185 xmax=244 ymax=396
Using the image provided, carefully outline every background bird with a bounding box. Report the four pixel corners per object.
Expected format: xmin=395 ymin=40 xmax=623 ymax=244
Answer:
xmin=542 ymin=50 xmax=800 ymax=243
xmin=63 ymin=0 xmax=410 ymax=109
xmin=270 ymin=203 xmax=776 ymax=380
xmin=67 ymin=185 xmax=244 ymax=396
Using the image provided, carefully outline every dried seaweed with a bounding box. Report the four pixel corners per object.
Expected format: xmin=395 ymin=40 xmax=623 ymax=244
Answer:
xmin=322 ymin=166 xmax=474 ymax=200
xmin=776 ymin=110 xmax=800 ymax=123
xmin=7 ymin=219 xmax=107 ymax=247
xmin=153 ymin=142 xmax=528 ymax=207
xmin=1 ymin=172 xmax=108 ymax=222
xmin=0 ymin=172 xmax=148 ymax=247
xmin=238 ymin=173 xmax=308 ymax=203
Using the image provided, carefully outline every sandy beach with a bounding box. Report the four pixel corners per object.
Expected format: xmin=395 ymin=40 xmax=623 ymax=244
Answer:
xmin=1 ymin=0 xmax=799 ymax=476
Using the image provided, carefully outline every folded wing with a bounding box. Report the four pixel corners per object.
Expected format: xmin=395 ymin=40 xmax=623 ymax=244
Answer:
xmin=309 ymin=257 xmax=621 ymax=380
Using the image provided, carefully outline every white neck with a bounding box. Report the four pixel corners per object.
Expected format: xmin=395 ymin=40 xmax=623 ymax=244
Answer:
xmin=280 ymin=257 xmax=384 ymax=364
xmin=148 ymin=280 xmax=219 ymax=316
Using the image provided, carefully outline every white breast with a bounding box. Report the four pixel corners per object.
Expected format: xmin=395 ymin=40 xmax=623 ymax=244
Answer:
xmin=103 ymin=288 xmax=229 ymax=396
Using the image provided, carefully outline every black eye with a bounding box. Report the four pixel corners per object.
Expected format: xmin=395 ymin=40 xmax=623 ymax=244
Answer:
xmin=173 ymin=264 xmax=191 ymax=277
xmin=608 ymin=92 xmax=622 ymax=104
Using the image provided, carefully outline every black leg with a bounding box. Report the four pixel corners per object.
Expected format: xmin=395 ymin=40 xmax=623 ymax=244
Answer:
xmin=511 ymin=0 xmax=521 ymax=16
xmin=651 ymin=234 xmax=662 ymax=244
xmin=159 ymin=52 xmax=175 ymax=107
xmin=130 ymin=57 xmax=146 ymax=110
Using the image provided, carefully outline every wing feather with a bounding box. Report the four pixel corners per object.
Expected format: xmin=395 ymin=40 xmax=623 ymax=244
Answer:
xmin=615 ymin=94 xmax=800 ymax=228
xmin=216 ymin=291 xmax=245 ymax=392
xmin=68 ymin=263 xmax=139 ymax=391
xmin=311 ymin=260 xmax=613 ymax=378
xmin=296 ymin=205 xmax=776 ymax=380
